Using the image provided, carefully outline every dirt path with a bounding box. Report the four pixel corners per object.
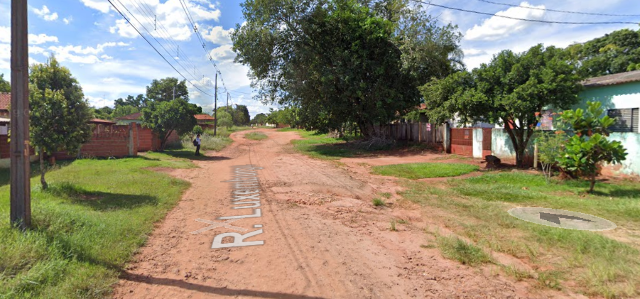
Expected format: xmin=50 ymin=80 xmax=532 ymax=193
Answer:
xmin=113 ymin=129 xmax=572 ymax=299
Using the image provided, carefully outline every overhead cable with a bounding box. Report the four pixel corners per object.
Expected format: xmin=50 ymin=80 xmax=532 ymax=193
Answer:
xmin=108 ymin=0 xmax=214 ymax=97
xmin=475 ymin=0 xmax=640 ymax=17
xmin=413 ymin=1 xmax=640 ymax=25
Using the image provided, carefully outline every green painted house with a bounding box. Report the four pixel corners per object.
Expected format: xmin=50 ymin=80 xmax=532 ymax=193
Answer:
xmin=578 ymin=70 xmax=640 ymax=177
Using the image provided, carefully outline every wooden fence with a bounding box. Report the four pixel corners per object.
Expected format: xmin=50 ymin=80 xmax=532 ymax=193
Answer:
xmin=374 ymin=122 xmax=444 ymax=147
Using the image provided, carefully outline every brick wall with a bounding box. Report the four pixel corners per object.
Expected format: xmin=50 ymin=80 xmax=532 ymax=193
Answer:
xmin=137 ymin=125 xmax=180 ymax=152
xmin=53 ymin=124 xmax=137 ymax=160
xmin=0 ymin=135 xmax=9 ymax=159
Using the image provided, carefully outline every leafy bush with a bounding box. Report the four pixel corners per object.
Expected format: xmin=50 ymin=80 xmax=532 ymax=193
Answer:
xmin=558 ymin=102 xmax=627 ymax=192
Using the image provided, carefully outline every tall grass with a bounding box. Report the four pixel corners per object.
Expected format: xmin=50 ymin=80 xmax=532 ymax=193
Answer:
xmin=0 ymin=154 xmax=192 ymax=298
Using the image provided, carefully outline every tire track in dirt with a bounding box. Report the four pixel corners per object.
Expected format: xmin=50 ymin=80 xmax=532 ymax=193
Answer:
xmin=113 ymin=129 xmax=578 ymax=299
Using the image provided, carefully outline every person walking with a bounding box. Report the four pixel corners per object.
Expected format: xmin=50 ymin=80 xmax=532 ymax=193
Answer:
xmin=194 ymin=134 xmax=201 ymax=156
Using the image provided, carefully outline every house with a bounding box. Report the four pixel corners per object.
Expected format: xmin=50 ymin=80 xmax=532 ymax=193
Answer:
xmin=195 ymin=114 xmax=215 ymax=129
xmin=0 ymin=92 xmax=10 ymax=118
xmin=115 ymin=112 xmax=142 ymax=125
xmin=576 ymin=70 xmax=640 ymax=177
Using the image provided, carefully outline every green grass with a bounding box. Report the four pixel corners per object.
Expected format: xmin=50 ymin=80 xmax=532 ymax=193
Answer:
xmin=286 ymin=129 xmax=394 ymax=160
xmin=0 ymin=153 xmax=193 ymax=298
xmin=399 ymin=172 xmax=640 ymax=297
xmin=372 ymin=163 xmax=479 ymax=179
xmin=372 ymin=198 xmax=385 ymax=206
xmin=436 ymin=235 xmax=492 ymax=266
xmin=245 ymin=132 xmax=268 ymax=140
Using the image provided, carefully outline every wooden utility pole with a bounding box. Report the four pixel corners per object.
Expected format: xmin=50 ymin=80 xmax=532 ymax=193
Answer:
xmin=10 ymin=0 xmax=31 ymax=230
xmin=213 ymin=73 xmax=217 ymax=137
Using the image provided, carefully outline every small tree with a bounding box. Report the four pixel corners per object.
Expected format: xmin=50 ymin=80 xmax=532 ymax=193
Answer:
xmin=30 ymin=56 xmax=93 ymax=189
xmin=0 ymin=73 xmax=10 ymax=92
xmin=192 ymin=125 xmax=204 ymax=135
xmin=558 ymin=102 xmax=627 ymax=193
xmin=141 ymin=98 xmax=200 ymax=150
xmin=216 ymin=111 xmax=233 ymax=128
xmin=536 ymin=131 xmax=567 ymax=183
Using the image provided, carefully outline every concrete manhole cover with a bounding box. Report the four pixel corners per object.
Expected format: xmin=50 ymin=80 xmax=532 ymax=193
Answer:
xmin=508 ymin=207 xmax=616 ymax=231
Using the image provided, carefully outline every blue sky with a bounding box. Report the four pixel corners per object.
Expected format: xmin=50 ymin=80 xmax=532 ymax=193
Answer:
xmin=0 ymin=0 xmax=638 ymax=118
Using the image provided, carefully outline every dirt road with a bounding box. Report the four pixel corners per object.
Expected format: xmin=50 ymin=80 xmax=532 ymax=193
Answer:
xmin=113 ymin=129 xmax=567 ymax=299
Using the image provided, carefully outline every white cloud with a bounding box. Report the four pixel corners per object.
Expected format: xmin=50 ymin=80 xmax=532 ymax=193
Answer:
xmin=107 ymin=0 xmax=221 ymax=41
xmin=29 ymin=33 xmax=59 ymax=45
xmin=85 ymin=95 xmax=115 ymax=108
xmin=1 ymin=27 xmax=58 ymax=45
xmin=47 ymin=42 xmax=128 ymax=64
xmin=33 ymin=5 xmax=59 ymax=21
xmin=80 ymin=0 xmax=111 ymax=14
xmin=464 ymin=48 xmax=487 ymax=57
xmin=202 ymin=26 xmax=233 ymax=45
xmin=0 ymin=44 xmax=9 ymax=70
xmin=63 ymin=17 xmax=72 ymax=25
xmin=101 ymin=54 xmax=113 ymax=60
xmin=109 ymin=19 xmax=139 ymax=39
xmin=465 ymin=2 xmax=546 ymax=41
xmin=0 ymin=27 xmax=8 ymax=43
xmin=209 ymin=44 xmax=235 ymax=62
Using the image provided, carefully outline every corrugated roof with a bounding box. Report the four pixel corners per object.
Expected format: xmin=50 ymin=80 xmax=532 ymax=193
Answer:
xmin=195 ymin=114 xmax=215 ymax=120
xmin=0 ymin=92 xmax=10 ymax=110
xmin=115 ymin=112 xmax=141 ymax=120
xmin=89 ymin=118 xmax=116 ymax=125
xmin=582 ymin=70 xmax=640 ymax=87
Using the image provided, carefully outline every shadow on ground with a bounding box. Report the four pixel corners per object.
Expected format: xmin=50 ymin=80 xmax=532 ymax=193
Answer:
xmin=45 ymin=182 xmax=159 ymax=210
xmin=120 ymin=271 xmax=326 ymax=299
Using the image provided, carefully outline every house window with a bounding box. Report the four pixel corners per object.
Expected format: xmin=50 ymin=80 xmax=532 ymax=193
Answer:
xmin=607 ymin=108 xmax=639 ymax=133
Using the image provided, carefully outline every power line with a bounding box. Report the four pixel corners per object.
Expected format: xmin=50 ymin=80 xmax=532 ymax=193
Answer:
xmin=107 ymin=0 xmax=213 ymax=97
xmin=177 ymin=0 xmax=230 ymax=94
xmin=414 ymin=1 xmax=640 ymax=25
xmin=475 ymin=0 xmax=640 ymax=17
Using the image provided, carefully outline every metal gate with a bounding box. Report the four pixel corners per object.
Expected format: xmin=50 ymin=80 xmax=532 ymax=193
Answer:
xmin=482 ymin=128 xmax=492 ymax=157
xmin=450 ymin=128 xmax=473 ymax=157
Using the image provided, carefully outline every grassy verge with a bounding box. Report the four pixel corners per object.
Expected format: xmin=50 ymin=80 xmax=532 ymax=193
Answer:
xmin=286 ymin=129 xmax=392 ymax=160
xmin=399 ymin=172 xmax=640 ymax=298
xmin=245 ymin=132 xmax=268 ymax=140
xmin=372 ymin=163 xmax=478 ymax=179
xmin=0 ymin=154 xmax=193 ymax=298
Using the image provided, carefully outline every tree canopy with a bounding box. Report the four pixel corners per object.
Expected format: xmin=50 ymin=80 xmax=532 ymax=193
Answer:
xmin=421 ymin=44 xmax=582 ymax=167
xmin=145 ymin=77 xmax=189 ymax=102
xmin=29 ymin=56 xmax=93 ymax=189
xmin=233 ymin=0 xmax=461 ymax=137
xmin=251 ymin=113 xmax=268 ymax=125
xmin=565 ymin=28 xmax=640 ymax=78
xmin=141 ymin=97 xmax=201 ymax=150
xmin=0 ymin=73 xmax=10 ymax=92
xmin=115 ymin=94 xmax=148 ymax=108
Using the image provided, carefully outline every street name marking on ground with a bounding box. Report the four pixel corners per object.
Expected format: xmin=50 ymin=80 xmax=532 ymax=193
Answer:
xmin=508 ymin=207 xmax=616 ymax=231
xmin=190 ymin=165 xmax=266 ymax=249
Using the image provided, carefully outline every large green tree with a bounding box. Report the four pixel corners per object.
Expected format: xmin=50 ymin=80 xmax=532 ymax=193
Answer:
xmin=421 ymin=44 xmax=582 ymax=167
xmin=232 ymin=0 xmax=460 ymax=137
xmin=233 ymin=104 xmax=250 ymax=126
xmin=29 ymin=56 xmax=93 ymax=189
xmin=251 ymin=113 xmax=268 ymax=125
xmin=141 ymin=98 xmax=201 ymax=150
xmin=112 ymin=105 xmax=140 ymax=119
xmin=115 ymin=94 xmax=147 ymax=108
xmin=565 ymin=28 xmax=640 ymax=78
xmin=145 ymin=77 xmax=189 ymax=102
xmin=93 ymin=106 xmax=114 ymax=120
xmin=0 ymin=73 xmax=10 ymax=92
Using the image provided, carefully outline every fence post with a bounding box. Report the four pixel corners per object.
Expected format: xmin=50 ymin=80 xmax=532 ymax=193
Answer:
xmin=443 ymin=122 xmax=451 ymax=153
xmin=128 ymin=123 xmax=135 ymax=156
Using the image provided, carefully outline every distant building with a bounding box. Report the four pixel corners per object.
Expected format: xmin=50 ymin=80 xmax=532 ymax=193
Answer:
xmin=195 ymin=114 xmax=215 ymax=129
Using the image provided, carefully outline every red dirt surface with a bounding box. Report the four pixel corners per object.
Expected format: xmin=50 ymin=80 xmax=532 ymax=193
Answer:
xmin=113 ymin=129 xmax=585 ymax=299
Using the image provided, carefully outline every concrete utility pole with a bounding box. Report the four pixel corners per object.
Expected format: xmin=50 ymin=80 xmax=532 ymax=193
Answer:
xmin=213 ymin=73 xmax=217 ymax=137
xmin=10 ymin=0 xmax=31 ymax=230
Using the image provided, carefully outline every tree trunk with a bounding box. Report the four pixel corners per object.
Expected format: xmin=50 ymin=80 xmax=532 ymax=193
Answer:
xmin=39 ymin=148 xmax=48 ymax=190
xmin=589 ymin=174 xmax=596 ymax=193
